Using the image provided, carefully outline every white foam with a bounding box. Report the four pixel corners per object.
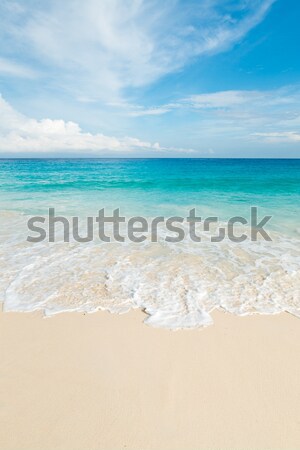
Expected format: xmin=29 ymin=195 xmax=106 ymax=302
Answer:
xmin=0 ymin=213 xmax=299 ymax=329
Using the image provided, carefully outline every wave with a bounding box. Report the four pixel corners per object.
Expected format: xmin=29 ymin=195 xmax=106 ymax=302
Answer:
xmin=0 ymin=212 xmax=299 ymax=329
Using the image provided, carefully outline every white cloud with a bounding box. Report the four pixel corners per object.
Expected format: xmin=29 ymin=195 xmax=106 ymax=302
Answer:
xmin=0 ymin=57 xmax=36 ymax=78
xmin=0 ymin=95 xmax=191 ymax=154
xmin=126 ymin=86 xmax=300 ymax=150
xmin=0 ymin=0 xmax=275 ymax=99
xmin=128 ymin=107 xmax=172 ymax=117
xmin=124 ymin=88 xmax=289 ymax=116
xmin=185 ymin=88 xmax=300 ymax=110
xmin=186 ymin=90 xmax=264 ymax=108
xmin=253 ymin=132 xmax=300 ymax=142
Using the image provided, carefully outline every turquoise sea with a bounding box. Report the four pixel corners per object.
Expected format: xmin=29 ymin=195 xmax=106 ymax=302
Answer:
xmin=0 ymin=158 xmax=299 ymax=328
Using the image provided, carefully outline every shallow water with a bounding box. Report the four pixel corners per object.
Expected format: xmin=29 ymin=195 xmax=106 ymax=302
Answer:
xmin=0 ymin=158 xmax=299 ymax=328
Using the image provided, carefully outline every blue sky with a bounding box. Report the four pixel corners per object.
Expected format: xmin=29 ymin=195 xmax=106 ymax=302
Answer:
xmin=0 ymin=0 xmax=299 ymax=157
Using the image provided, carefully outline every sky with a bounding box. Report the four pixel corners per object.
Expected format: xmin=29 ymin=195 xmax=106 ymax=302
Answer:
xmin=0 ymin=0 xmax=299 ymax=158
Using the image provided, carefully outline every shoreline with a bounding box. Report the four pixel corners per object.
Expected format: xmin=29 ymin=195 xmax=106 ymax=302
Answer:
xmin=1 ymin=309 xmax=300 ymax=450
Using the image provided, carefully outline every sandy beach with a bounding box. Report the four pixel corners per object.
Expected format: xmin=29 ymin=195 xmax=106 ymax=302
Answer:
xmin=1 ymin=0 xmax=299 ymax=449
xmin=1 ymin=309 xmax=300 ymax=450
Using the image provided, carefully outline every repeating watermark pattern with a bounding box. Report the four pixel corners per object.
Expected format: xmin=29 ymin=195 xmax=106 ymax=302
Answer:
xmin=27 ymin=207 xmax=272 ymax=243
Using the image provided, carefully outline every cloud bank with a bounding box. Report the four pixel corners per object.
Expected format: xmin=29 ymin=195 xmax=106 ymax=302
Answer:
xmin=0 ymin=95 xmax=179 ymax=154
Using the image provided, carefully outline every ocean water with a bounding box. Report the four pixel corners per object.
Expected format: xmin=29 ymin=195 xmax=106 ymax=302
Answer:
xmin=0 ymin=158 xmax=299 ymax=328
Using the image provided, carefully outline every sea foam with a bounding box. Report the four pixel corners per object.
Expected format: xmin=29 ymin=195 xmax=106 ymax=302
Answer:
xmin=1 ymin=212 xmax=299 ymax=329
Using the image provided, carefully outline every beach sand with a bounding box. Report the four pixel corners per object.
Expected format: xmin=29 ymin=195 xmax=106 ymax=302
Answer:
xmin=0 ymin=309 xmax=300 ymax=450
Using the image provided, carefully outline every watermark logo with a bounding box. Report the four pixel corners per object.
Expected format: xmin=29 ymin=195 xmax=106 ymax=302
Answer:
xmin=27 ymin=207 xmax=272 ymax=243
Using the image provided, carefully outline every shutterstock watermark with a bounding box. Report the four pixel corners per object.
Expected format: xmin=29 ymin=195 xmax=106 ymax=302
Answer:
xmin=26 ymin=207 xmax=272 ymax=243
